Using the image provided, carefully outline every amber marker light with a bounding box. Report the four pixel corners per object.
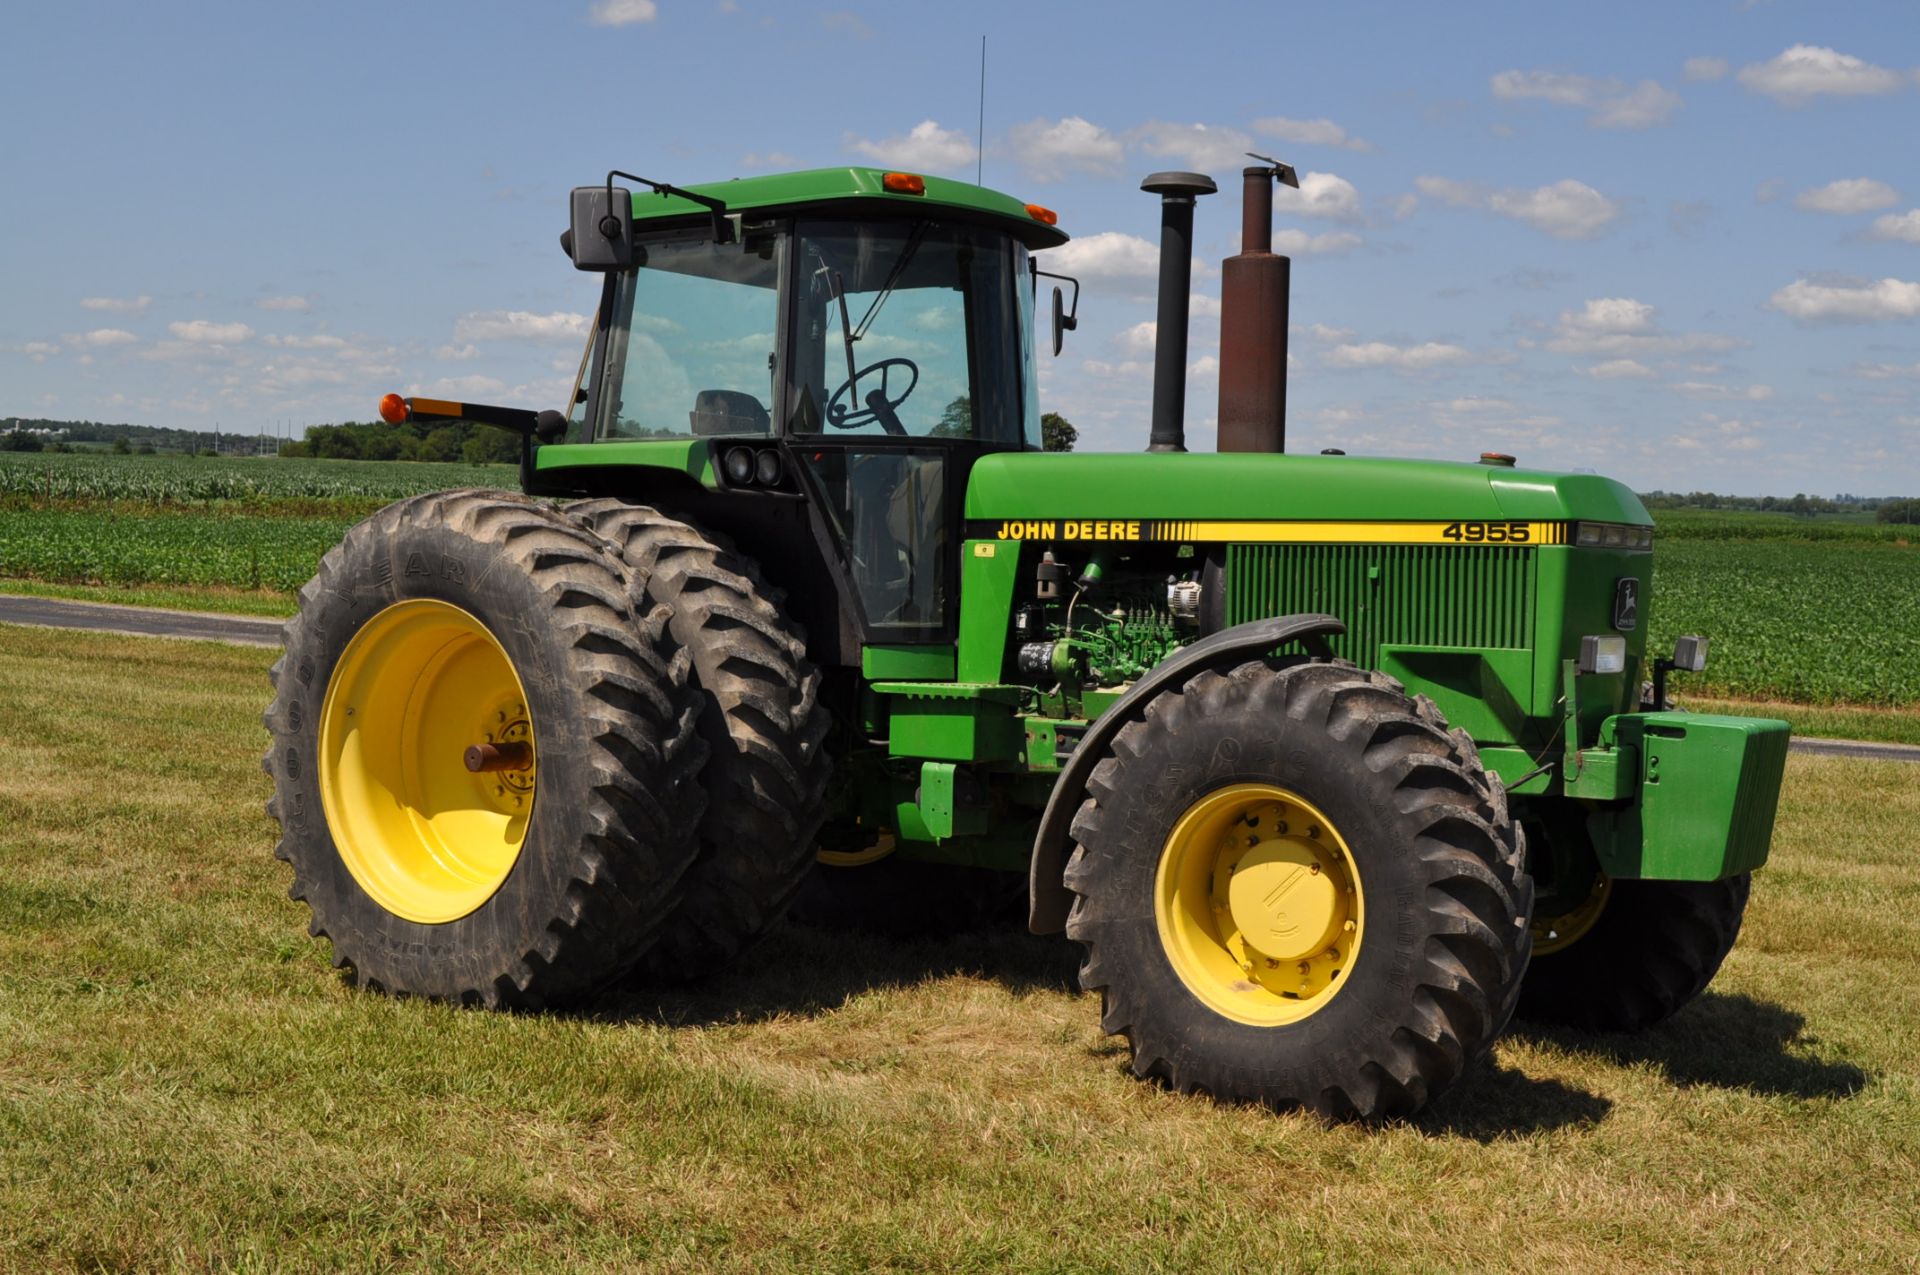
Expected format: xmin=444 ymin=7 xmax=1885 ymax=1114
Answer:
xmin=1025 ymin=203 xmax=1058 ymax=226
xmin=378 ymin=392 xmax=409 ymax=424
xmin=882 ymin=172 xmax=926 ymax=195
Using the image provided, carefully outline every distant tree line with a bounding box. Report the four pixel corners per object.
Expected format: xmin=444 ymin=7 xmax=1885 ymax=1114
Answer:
xmin=1638 ymin=490 xmax=1908 ymax=516
xmin=279 ymin=419 xmax=520 ymax=466
xmin=1878 ymin=498 xmax=1920 ymax=525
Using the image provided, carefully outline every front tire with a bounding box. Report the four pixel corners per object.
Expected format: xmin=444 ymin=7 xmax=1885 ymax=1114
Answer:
xmin=1518 ymin=873 xmax=1750 ymax=1032
xmin=1064 ymin=659 xmax=1532 ymax=1120
xmin=263 ymin=490 xmax=707 ymax=1007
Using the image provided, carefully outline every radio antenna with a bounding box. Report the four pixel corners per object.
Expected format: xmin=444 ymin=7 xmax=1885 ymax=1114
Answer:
xmin=976 ymin=36 xmax=986 ymax=185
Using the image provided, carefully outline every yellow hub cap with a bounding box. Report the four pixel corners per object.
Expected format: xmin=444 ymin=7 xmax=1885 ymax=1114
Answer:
xmin=1532 ymin=874 xmax=1612 ymax=955
xmin=1154 ymin=784 xmax=1364 ymax=1026
xmin=318 ymin=599 xmax=536 ymax=924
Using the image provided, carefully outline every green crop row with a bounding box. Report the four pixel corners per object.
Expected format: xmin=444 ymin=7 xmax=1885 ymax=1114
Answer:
xmin=1649 ymin=540 xmax=1920 ymax=706
xmin=0 ymin=508 xmax=359 ymax=594
xmin=0 ymin=451 xmax=503 ymax=506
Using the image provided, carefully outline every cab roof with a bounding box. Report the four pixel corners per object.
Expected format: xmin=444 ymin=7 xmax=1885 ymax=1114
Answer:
xmin=627 ymin=166 xmax=1070 ymax=250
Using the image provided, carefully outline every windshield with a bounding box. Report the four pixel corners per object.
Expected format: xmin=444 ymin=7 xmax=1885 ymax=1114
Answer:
xmin=579 ymin=227 xmax=785 ymax=441
xmin=788 ymin=220 xmax=1035 ymax=447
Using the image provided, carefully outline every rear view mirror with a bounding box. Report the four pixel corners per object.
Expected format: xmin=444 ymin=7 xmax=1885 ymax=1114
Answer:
xmin=1051 ymin=285 xmax=1079 ymax=356
xmin=566 ymin=185 xmax=634 ymax=271
xmin=1036 ymin=269 xmax=1080 ymax=357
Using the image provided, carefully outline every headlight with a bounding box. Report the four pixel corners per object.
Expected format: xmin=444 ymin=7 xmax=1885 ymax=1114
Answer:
xmin=723 ymin=446 xmax=755 ymax=485
xmin=1574 ymin=522 xmax=1654 ymax=550
xmin=1578 ymin=634 xmax=1628 ymax=675
xmin=1671 ymin=635 xmax=1709 ymax=672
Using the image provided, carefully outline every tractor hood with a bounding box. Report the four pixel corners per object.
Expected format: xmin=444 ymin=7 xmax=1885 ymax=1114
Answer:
xmin=963 ymin=452 xmax=1649 ymax=526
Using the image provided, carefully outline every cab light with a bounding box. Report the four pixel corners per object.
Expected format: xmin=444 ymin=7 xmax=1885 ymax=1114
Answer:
xmin=378 ymin=392 xmax=409 ymax=424
xmin=1025 ymin=203 xmax=1058 ymax=226
xmin=1578 ymin=634 xmax=1628 ymax=676
xmin=883 ymin=172 xmax=926 ymax=195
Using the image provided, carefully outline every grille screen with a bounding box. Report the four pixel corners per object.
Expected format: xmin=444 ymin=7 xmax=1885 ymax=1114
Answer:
xmin=1224 ymin=544 xmax=1537 ymax=667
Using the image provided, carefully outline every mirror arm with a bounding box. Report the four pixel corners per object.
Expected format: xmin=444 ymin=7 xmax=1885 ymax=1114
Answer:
xmin=607 ymin=169 xmax=734 ymax=245
xmin=1035 ymin=270 xmax=1080 ymax=327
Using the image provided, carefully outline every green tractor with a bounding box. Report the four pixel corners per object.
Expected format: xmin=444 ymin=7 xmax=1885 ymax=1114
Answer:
xmin=264 ymin=161 xmax=1789 ymax=1119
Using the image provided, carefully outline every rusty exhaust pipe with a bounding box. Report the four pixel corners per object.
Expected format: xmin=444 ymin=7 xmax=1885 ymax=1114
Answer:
xmin=1142 ymin=171 xmax=1217 ymax=453
xmin=1217 ymin=157 xmax=1298 ymax=453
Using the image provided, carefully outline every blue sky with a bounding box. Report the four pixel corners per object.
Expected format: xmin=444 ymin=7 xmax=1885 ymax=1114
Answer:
xmin=4 ymin=0 xmax=1918 ymax=495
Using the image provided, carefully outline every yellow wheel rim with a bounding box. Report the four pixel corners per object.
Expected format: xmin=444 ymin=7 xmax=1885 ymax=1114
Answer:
xmin=1154 ymin=783 xmax=1364 ymax=1027
xmin=318 ymin=599 xmax=536 ymax=924
xmin=1532 ymin=874 xmax=1612 ymax=956
xmin=817 ymin=832 xmax=898 ymax=868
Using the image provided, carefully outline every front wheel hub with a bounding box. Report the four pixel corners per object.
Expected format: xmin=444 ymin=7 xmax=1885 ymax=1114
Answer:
xmin=1155 ymin=784 xmax=1364 ymax=1026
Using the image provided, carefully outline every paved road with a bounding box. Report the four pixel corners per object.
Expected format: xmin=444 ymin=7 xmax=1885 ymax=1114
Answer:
xmin=4 ymin=593 xmax=1918 ymax=763
xmin=0 ymin=594 xmax=283 ymax=647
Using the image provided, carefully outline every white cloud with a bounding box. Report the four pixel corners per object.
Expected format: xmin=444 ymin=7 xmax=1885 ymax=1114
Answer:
xmin=1491 ymin=181 xmax=1621 ymax=239
xmin=1565 ymin=297 xmax=1656 ymax=334
xmin=1768 ymin=277 xmax=1920 ymax=322
xmin=1118 ymin=321 xmax=1158 ymax=355
xmin=1683 ymin=57 xmax=1729 ymax=82
xmin=843 ymin=120 xmax=975 ymax=174
xmin=1870 ymin=210 xmax=1920 ymax=244
xmin=588 ymin=0 xmax=656 ymax=25
xmin=256 ymin=295 xmax=311 ymax=312
xmin=1271 ymin=229 xmax=1363 ymax=256
xmin=1250 ymin=116 xmax=1374 ymax=153
xmin=70 ymin=328 xmax=140 ymax=348
xmin=79 ymin=295 xmax=150 ymax=314
xmin=1737 ymin=45 xmax=1907 ymax=105
xmin=453 ymin=310 xmax=590 ymax=342
xmin=1851 ymin=361 xmax=1920 ymax=380
xmin=1544 ymin=298 xmax=1740 ymax=357
xmin=1490 ymin=70 xmax=1683 ymax=128
xmin=1586 ymin=358 xmax=1653 ymax=379
xmin=262 ymin=333 xmax=346 ymax=350
xmin=1420 ymin=176 xmax=1621 ymax=239
xmin=1326 ymin=341 xmax=1474 ymax=370
xmin=1009 ymin=116 xmax=1124 ymax=180
xmin=168 ymin=320 xmax=253 ymax=344
xmin=10 ymin=340 xmax=61 ymax=362
xmin=1673 ymin=381 xmax=1775 ymax=401
xmin=1272 ymin=172 xmax=1362 ymax=223
xmin=1039 ymin=231 xmax=1158 ymax=279
xmin=1037 ymin=232 xmax=1217 ymax=288
xmin=410 ymin=374 xmax=508 ymax=400
xmin=1129 ymin=120 xmax=1257 ymax=173
xmin=434 ymin=343 xmax=483 ymax=361
xmin=1794 ymin=178 xmax=1900 ymax=214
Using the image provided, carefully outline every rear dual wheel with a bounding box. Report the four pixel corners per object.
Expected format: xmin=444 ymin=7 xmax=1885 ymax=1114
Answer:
xmin=568 ymin=501 xmax=832 ymax=980
xmin=264 ymin=491 xmax=707 ymax=1007
xmin=1065 ymin=659 xmax=1532 ymax=1120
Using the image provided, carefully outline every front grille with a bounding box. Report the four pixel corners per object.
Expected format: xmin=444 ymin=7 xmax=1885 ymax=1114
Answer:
xmin=1224 ymin=543 xmax=1538 ymax=668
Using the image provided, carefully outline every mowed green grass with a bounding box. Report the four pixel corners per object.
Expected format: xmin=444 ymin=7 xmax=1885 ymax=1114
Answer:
xmin=2 ymin=624 xmax=1916 ymax=1272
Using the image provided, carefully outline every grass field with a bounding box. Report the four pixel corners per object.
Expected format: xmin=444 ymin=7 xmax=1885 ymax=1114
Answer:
xmin=3 ymin=622 xmax=1917 ymax=1271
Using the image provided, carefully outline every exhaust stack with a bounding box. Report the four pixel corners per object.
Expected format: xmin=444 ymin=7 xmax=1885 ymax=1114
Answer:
xmin=1217 ymin=160 xmax=1297 ymax=453
xmin=1141 ymin=171 xmax=1217 ymax=453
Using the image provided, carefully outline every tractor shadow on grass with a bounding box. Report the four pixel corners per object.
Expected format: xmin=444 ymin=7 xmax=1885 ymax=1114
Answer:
xmin=595 ymin=916 xmax=1082 ymax=1030
xmin=1506 ymin=991 xmax=1870 ymax=1102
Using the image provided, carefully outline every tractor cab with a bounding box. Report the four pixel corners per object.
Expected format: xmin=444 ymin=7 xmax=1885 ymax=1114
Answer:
xmin=545 ymin=168 xmax=1066 ymax=645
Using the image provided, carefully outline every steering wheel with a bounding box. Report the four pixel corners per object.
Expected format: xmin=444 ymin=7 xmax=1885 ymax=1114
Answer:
xmin=825 ymin=358 xmax=919 ymax=436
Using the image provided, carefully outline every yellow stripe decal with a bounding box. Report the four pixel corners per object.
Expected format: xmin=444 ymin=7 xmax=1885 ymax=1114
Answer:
xmin=984 ymin=519 xmax=1568 ymax=546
